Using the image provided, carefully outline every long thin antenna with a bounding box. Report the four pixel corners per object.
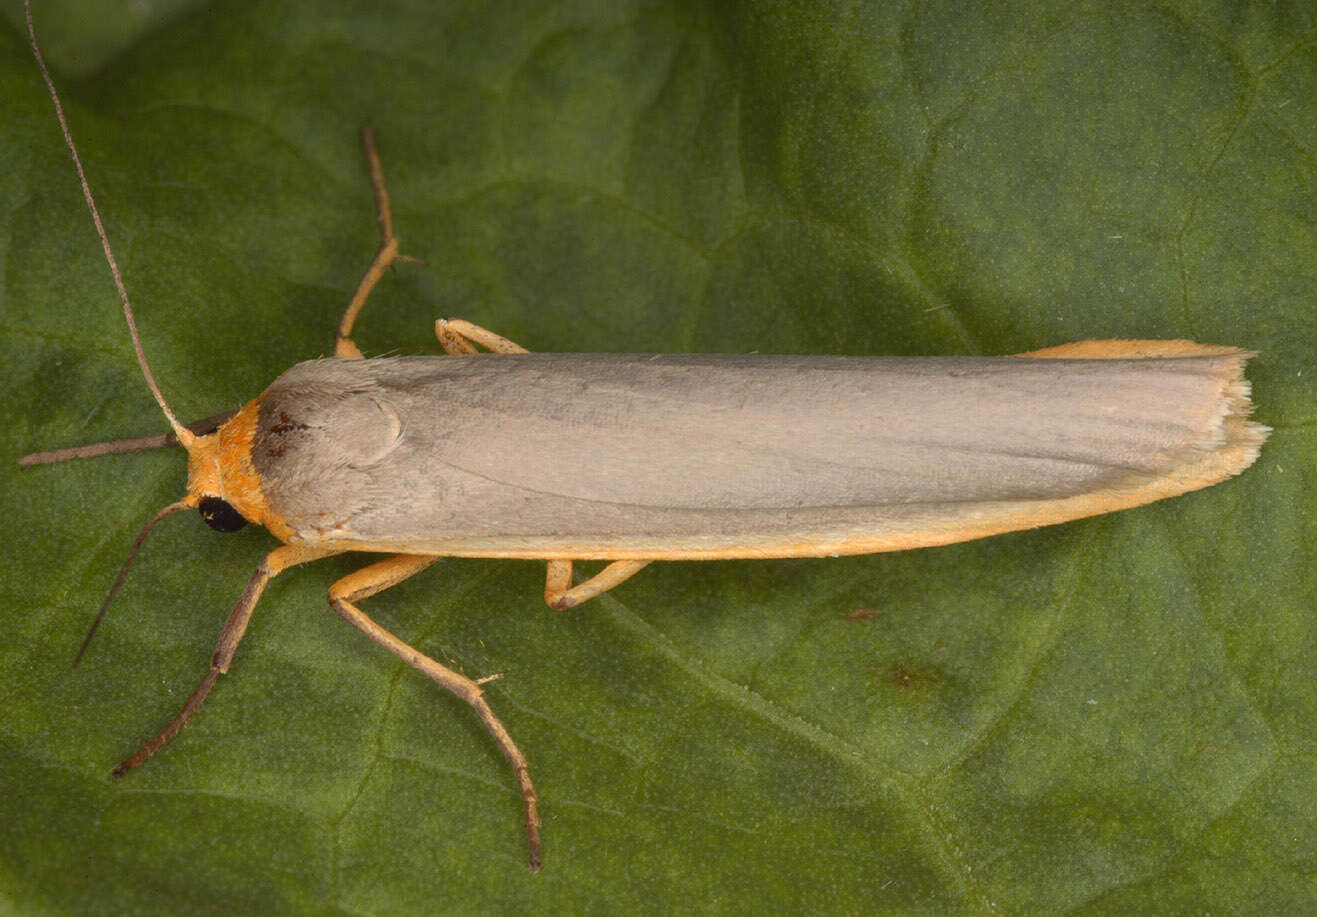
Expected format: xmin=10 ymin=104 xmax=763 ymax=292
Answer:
xmin=25 ymin=0 xmax=195 ymax=449
xmin=17 ymin=410 xmax=235 ymax=468
xmin=73 ymin=499 xmax=190 ymax=667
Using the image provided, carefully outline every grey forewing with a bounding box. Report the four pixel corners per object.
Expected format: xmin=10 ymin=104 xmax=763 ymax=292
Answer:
xmin=251 ymin=353 xmax=1233 ymax=545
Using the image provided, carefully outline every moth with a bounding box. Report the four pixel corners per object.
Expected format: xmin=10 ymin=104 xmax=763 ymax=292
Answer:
xmin=22 ymin=1 xmax=1267 ymax=870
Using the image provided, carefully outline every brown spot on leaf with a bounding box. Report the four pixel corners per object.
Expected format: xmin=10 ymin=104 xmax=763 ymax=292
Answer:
xmin=845 ymin=607 xmax=883 ymax=622
xmin=889 ymin=660 xmax=944 ymax=693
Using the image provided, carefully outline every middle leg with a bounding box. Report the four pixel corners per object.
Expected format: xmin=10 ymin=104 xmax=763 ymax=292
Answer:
xmin=544 ymin=559 xmax=652 ymax=610
xmin=327 ymin=553 xmax=542 ymax=870
xmin=435 ymin=318 xmax=530 ymax=355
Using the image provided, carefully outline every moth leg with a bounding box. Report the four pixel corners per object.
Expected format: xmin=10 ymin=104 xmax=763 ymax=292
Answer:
xmin=113 ymin=543 xmax=342 ymax=777
xmin=544 ymin=559 xmax=652 ymax=610
xmin=435 ymin=318 xmax=530 ymax=355
xmin=328 ymin=553 xmax=543 ymax=871
xmin=336 ymin=128 xmax=401 ymax=359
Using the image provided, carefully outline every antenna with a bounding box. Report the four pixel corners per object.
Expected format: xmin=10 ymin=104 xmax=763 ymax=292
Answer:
xmin=73 ymin=500 xmax=191 ymax=666
xmin=25 ymin=0 xmax=195 ymax=449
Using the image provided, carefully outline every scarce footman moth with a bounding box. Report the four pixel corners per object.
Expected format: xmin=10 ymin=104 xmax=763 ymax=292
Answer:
xmin=22 ymin=2 xmax=1268 ymax=871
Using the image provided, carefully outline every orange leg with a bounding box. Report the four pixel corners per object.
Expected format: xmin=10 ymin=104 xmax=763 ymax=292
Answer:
xmin=327 ymin=554 xmax=543 ymax=871
xmin=435 ymin=318 xmax=530 ymax=355
xmin=113 ymin=543 xmax=341 ymax=776
xmin=544 ymin=559 xmax=651 ymax=609
xmin=335 ymin=128 xmax=404 ymax=359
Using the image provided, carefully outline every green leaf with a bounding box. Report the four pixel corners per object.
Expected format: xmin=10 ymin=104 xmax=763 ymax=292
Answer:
xmin=2 ymin=1 xmax=1312 ymax=912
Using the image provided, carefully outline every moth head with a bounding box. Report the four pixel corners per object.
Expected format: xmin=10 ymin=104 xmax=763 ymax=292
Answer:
xmin=182 ymin=399 xmax=275 ymax=535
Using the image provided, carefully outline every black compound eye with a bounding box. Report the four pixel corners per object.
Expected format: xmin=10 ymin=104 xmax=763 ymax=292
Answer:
xmin=199 ymin=496 xmax=248 ymax=532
